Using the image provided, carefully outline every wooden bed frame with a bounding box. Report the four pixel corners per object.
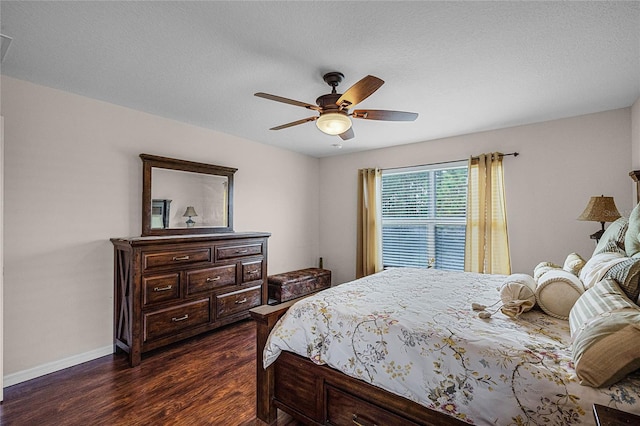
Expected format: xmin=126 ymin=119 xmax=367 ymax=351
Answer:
xmin=250 ymin=171 xmax=640 ymax=425
xmin=250 ymin=299 xmax=465 ymax=425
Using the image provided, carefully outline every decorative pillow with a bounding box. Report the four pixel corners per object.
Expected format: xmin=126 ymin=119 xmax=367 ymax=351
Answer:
xmin=594 ymin=217 xmax=628 ymax=256
xmin=569 ymin=278 xmax=638 ymax=337
xmin=569 ymin=279 xmax=640 ymax=387
xmin=563 ymin=253 xmax=586 ymax=276
xmin=626 ymin=204 xmax=640 ymax=257
xmin=499 ymin=274 xmax=537 ymax=318
xmin=535 ymin=269 xmax=585 ymax=320
xmin=578 ymin=251 xmax=626 ymax=290
xmin=602 ymin=257 xmax=640 ymax=303
xmin=533 ymin=261 xmax=561 ymax=281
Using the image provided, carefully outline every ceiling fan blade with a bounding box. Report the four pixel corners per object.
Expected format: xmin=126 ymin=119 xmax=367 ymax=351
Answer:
xmin=339 ymin=127 xmax=354 ymax=140
xmin=352 ymin=109 xmax=418 ymax=121
xmin=269 ymin=116 xmax=317 ymax=130
xmin=336 ymin=75 xmax=384 ymax=108
xmin=255 ymin=92 xmax=320 ymax=111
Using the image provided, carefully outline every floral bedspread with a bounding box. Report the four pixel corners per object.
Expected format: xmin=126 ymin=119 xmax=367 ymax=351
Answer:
xmin=264 ymin=267 xmax=640 ymax=425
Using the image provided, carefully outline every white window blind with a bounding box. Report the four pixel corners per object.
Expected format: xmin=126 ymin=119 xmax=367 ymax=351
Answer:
xmin=381 ymin=162 xmax=468 ymax=271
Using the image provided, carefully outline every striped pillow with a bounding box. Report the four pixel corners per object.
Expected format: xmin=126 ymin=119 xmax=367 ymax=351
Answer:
xmin=569 ymin=279 xmax=640 ymax=387
xmin=602 ymin=258 xmax=640 ymax=302
xmin=569 ymin=279 xmax=638 ymax=339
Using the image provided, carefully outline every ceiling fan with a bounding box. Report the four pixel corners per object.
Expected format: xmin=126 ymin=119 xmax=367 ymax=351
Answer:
xmin=255 ymin=72 xmax=418 ymax=140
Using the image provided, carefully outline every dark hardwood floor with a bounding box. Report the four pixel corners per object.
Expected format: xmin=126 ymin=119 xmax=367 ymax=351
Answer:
xmin=0 ymin=319 xmax=300 ymax=425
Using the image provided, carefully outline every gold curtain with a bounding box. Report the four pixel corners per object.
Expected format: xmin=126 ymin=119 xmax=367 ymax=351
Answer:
xmin=356 ymin=168 xmax=382 ymax=278
xmin=464 ymin=153 xmax=511 ymax=274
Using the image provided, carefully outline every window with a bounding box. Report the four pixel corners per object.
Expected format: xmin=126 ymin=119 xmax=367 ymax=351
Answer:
xmin=381 ymin=162 xmax=468 ymax=271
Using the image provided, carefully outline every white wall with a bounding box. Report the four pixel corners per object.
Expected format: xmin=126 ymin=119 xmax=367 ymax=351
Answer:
xmin=632 ymin=97 xmax=640 ymax=170
xmin=319 ymin=109 xmax=633 ymax=285
xmin=1 ymin=76 xmax=320 ymax=380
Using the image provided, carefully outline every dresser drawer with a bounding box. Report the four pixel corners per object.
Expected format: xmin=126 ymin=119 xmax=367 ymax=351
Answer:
xmin=143 ymin=299 xmax=210 ymax=341
xmin=186 ymin=265 xmax=236 ymax=295
xmin=142 ymin=248 xmax=211 ymax=271
xmin=143 ymin=273 xmax=180 ymax=306
xmin=326 ymin=386 xmax=419 ymax=426
xmin=216 ymin=243 xmax=262 ymax=260
xmin=242 ymin=260 xmax=263 ymax=283
xmin=216 ymin=285 xmax=262 ymax=319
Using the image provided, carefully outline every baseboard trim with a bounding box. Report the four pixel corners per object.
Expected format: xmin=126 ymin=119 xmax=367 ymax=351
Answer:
xmin=3 ymin=345 xmax=114 ymax=387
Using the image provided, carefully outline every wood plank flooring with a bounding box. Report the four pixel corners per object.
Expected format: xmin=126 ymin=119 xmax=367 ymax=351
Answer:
xmin=0 ymin=319 xmax=300 ymax=425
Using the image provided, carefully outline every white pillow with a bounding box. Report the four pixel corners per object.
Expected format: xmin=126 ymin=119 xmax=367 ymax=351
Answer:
xmin=625 ymin=204 xmax=640 ymax=257
xmin=563 ymin=253 xmax=586 ymax=276
xmin=499 ymin=274 xmax=537 ymax=318
xmin=533 ymin=261 xmax=561 ymax=281
xmin=536 ymin=269 xmax=585 ymax=320
xmin=578 ymin=251 xmax=626 ymax=290
xmin=594 ymin=216 xmax=628 ymax=256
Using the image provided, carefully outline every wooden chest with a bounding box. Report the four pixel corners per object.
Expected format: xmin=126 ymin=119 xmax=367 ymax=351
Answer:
xmin=268 ymin=268 xmax=331 ymax=303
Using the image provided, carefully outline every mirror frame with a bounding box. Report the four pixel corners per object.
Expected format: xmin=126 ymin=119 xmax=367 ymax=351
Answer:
xmin=140 ymin=153 xmax=237 ymax=236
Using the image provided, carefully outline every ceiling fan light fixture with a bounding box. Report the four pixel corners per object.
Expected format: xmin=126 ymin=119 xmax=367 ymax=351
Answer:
xmin=316 ymin=112 xmax=352 ymax=135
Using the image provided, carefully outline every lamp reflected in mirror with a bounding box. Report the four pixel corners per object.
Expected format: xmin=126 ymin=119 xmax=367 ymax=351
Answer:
xmin=578 ymin=195 xmax=621 ymax=242
xmin=183 ymin=206 xmax=198 ymax=228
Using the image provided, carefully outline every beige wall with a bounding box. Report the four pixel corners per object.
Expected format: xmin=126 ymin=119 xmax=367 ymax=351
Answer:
xmin=632 ymin=97 xmax=640 ymax=170
xmin=1 ymin=76 xmax=320 ymax=380
xmin=319 ymin=109 xmax=633 ymax=285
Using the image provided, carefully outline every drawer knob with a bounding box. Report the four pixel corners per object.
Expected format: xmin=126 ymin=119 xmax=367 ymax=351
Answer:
xmin=171 ymin=314 xmax=189 ymax=322
xmin=153 ymin=285 xmax=173 ymax=292
xmin=206 ymin=276 xmax=221 ymax=282
xmin=172 ymin=255 xmax=190 ymax=261
xmin=235 ymin=297 xmax=248 ymax=304
xmin=235 ymin=249 xmax=248 ymax=254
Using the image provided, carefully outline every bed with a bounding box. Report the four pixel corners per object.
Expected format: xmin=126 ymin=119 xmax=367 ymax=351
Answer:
xmin=250 ymin=173 xmax=640 ymax=425
xmin=252 ymin=267 xmax=640 ymax=425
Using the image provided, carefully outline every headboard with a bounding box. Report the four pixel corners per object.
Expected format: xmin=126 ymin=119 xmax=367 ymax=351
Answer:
xmin=630 ymin=171 xmax=640 ymax=203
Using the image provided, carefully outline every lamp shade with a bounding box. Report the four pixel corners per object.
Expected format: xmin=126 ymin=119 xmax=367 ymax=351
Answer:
xmin=316 ymin=111 xmax=352 ymax=135
xmin=183 ymin=206 xmax=198 ymax=217
xmin=577 ymin=196 xmax=621 ymax=223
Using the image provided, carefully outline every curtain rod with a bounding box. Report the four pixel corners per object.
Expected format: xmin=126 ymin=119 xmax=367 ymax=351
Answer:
xmin=384 ymin=152 xmax=519 ymax=170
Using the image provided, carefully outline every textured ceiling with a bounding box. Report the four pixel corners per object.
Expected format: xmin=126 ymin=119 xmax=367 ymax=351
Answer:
xmin=1 ymin=1 xmax=639 ymax=158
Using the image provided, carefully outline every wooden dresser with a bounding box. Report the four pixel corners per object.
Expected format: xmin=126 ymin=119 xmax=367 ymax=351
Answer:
xmin=111 ymin=232 xmax=270 ymax=366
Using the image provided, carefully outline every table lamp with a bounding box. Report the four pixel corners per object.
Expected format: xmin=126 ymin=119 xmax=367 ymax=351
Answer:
xmin=577 ymin=195 xmax=621 ymax=242
xmin=183 ymin=206 xmax=198 ymax=228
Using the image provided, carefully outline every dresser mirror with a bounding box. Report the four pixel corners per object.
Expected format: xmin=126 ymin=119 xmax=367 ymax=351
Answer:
xmin=141 ymin=154 xmax=236 ymax=236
